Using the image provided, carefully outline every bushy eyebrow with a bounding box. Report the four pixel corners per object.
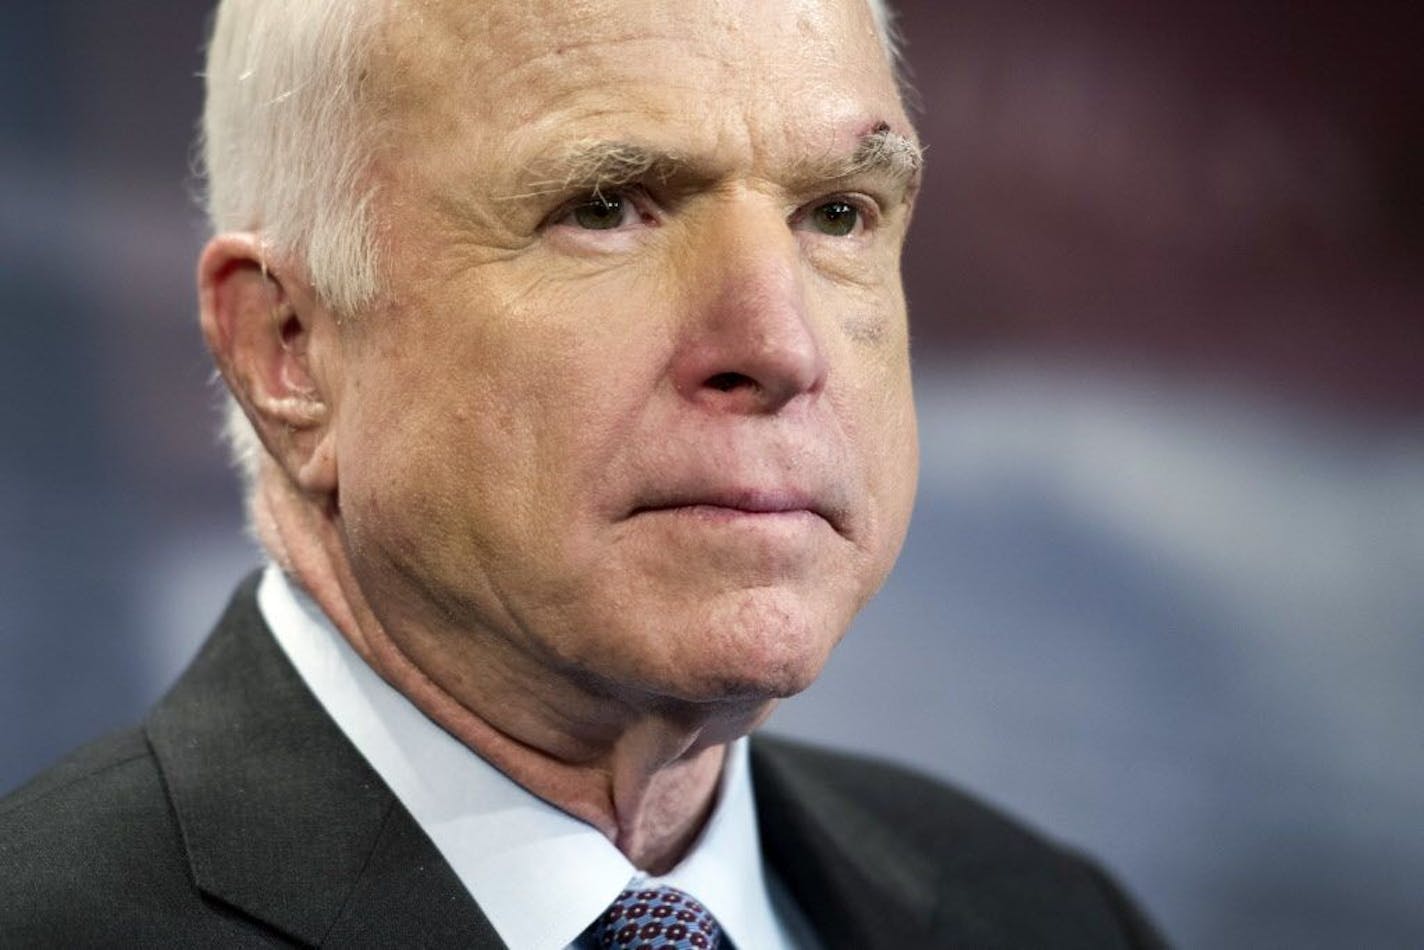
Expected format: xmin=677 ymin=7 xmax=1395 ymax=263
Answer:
xmin=833 ymin=125 xmax=924 ymax=192
xmin=502 ymin=124 xmax=923 ymax=203
xmin=501 ymin=141 xmax=688 ymax=201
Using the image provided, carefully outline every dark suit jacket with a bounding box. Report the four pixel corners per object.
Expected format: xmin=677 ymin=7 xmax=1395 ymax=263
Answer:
xmin=0 ymin=576 xmax=1166 ymax=948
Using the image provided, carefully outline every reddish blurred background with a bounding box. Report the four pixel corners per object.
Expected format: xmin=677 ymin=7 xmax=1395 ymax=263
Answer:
xmin=902 ymin=0 xmax=1422 ymax=413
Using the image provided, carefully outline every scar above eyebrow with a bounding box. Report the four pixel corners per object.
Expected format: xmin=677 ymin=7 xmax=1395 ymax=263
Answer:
xmin=499 ymin=140 xmax=686 ymax=202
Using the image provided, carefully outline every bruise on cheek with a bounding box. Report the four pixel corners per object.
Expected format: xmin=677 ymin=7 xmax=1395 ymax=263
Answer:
xmin=841 ymin=310 xmax=889 ymax=345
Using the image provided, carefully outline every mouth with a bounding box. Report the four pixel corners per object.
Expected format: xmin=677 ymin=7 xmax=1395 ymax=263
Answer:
xmin=629 ymin=488 xmax=841 ymax=534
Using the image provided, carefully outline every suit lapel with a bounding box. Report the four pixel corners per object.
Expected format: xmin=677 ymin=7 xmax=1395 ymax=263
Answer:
xmin=320 ymin=802 xmax=506 ymax=947
xmin=146 ymin=575 xmax=504 ymax=947
xmin=750 ymin=737 xmax=939 ymax=947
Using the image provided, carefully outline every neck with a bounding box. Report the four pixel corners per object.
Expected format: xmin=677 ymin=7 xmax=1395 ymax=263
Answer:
xmin=255 ymin=475 xmax=771 ymax=871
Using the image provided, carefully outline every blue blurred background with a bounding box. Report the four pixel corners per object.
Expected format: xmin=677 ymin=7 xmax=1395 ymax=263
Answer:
xmin=2 ymin=2 xmax=1421 ymax=946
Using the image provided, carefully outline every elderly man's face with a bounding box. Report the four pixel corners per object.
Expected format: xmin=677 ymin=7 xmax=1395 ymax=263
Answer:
xmin=332 ymin=0 xmax=919 ymax=705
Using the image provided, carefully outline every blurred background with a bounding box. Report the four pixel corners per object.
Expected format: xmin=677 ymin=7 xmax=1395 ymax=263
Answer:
xmin=1 ymin=1 xmax=1420 ymax=946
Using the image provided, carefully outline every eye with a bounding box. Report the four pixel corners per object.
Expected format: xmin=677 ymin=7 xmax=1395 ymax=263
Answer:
xmin=559 ymin=192 xmax=639 ymax=231
xmin=803 ymin=199 xmax=862 ymax=237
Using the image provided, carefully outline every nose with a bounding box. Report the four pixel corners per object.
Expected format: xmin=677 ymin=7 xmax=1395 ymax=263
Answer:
xmin=670 ymin=203 xmax=828 ymax=415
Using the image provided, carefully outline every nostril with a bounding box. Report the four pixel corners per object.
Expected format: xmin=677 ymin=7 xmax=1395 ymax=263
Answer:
xmin=706 ymin=372 xmax=754 ymax=392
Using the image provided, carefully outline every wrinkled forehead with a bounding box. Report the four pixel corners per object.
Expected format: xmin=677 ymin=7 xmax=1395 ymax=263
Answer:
xmin=368 ymin=0 xmax=904 ymax=158
xmin=378 ymin=0 xmax=892 ymax=75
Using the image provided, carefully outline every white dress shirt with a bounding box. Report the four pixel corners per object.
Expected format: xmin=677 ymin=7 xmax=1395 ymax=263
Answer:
xmin=258 ymin=565 xmax=802 ymax=950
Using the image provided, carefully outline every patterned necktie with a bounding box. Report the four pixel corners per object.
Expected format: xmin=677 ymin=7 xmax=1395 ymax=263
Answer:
xmin=587 ymin=884 xmax=727 ymax=949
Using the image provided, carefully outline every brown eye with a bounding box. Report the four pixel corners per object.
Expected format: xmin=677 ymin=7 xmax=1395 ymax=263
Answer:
xmin=572 ymin=194 xmax=626 ymax=230
xmin=808 ymin=200 xmax=859 ymax=237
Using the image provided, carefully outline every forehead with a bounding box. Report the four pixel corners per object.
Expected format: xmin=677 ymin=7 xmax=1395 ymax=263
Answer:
xmin=375 ymin=0 xmax=905 ymax=175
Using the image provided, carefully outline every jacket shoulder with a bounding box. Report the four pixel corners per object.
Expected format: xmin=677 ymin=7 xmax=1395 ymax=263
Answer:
xmin=750 ymin=734 xmax=1168 ymax=948
xmin=0 ymin=728 xmax=281 ymax=946
xmin=752 ymin=733 xmax=1057 ymax=853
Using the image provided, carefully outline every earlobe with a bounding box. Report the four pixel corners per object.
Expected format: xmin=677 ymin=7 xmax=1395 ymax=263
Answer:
xmin=198 ymin=233 xmax=339 ymax=496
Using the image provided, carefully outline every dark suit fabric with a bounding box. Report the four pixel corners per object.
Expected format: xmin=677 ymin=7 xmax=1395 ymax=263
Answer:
xmin=0 ymin=577 xmax=1166 ymax=948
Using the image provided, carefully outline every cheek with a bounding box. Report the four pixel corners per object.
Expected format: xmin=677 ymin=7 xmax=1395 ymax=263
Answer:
xmin=334 ymin=280 xmax=672 ymax=576
xmin=879 ymin=390 xmax=919 ymax=560
xmin=875 ymin=364 xmax=920 ymax=554
xmin=828 ymin=293 xmax=918 ymax=557
xmin=852 ymin=416 xmax=917 ymax=606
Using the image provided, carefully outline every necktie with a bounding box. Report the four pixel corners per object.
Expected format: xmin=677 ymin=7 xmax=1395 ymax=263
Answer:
xmin=587 ymin=884 xmax=727 ymax=949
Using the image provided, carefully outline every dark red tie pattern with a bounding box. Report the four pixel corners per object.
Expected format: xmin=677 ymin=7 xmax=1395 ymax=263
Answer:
xmin=588 ymin=885 xmax=725 ymax=949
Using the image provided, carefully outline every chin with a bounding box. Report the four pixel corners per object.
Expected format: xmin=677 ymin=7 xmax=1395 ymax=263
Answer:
xmin=634 ymin=586 xmax=850 ymax=705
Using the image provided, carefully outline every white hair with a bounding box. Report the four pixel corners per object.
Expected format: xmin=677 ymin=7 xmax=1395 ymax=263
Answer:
xmin=202 ymin=0 xmax=902 ymax=491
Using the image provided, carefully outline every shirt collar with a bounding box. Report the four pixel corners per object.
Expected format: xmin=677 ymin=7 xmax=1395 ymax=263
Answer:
xmin=258 ymin=565 xmax=791 ymax=950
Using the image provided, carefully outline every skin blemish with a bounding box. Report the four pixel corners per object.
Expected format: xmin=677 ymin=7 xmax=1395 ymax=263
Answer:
xmin=842 ymin=311 xmax=888 ymax=345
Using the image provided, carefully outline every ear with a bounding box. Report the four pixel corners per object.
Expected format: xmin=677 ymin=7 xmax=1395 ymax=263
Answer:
xmin=198 ymin=233 xmax=339 ymax=497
